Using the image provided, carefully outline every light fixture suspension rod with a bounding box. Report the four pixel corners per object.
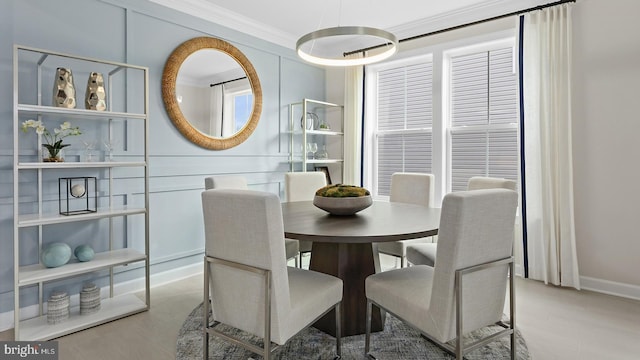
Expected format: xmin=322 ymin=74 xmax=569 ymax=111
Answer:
xmin=344 ymin=0 xmax=576 ymax=57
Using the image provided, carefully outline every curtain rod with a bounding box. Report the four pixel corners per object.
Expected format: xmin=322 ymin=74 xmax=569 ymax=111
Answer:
xmin=210 ymin=76 xmax=247 ymax=87
xmin=344 ymin=0 xmax=576 ymax=57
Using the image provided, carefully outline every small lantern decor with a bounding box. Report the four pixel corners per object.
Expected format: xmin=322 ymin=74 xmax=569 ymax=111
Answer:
xmin=59 ymin=177 xmax=97 ymax=216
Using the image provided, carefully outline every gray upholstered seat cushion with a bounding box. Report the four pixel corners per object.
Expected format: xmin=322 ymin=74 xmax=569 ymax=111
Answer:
xmin=366 ymin=265 xmax=434 ymax=325
xmin=286 ymin=267 xmax=343 ymax=340
xmin=406 ymin=243 xmax=437 ymax=267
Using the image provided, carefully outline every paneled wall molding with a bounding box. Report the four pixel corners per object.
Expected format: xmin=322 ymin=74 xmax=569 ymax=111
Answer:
xmin=1 ymin=0 xmax=326 ymax=328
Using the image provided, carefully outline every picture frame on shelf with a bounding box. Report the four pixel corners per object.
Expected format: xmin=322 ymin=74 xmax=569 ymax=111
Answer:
xmin=315 ymin=166 xmax=332 ymax=185
xmin=59 ymin=177 xmax=97 ymax=216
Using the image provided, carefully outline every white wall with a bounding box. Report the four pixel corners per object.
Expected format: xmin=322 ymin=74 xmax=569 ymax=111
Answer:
xmin=572 ymin=0 xmax=640 ymax=293
xmin=0 ymin=0 xmax=328 ymax=328
xmin=326 ymin=0 xmax=640 ymax=297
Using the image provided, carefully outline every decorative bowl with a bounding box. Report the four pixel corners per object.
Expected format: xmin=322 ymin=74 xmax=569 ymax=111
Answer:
xmin=313 ymin=195 xmax=372 ymax=215
xmin=313 ymin=185 xmax=372 ymax=216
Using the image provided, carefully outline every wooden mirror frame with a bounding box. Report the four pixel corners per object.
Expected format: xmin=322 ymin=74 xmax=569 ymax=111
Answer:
xmin=162 ymin=37 xmax=262 ymax=150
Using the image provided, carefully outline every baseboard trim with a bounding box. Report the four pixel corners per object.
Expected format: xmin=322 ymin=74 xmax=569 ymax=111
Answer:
xmin=0 ymin=263 xmax=203 ymax=333
xmin=580 ymin=276 xmax=640 ymax=301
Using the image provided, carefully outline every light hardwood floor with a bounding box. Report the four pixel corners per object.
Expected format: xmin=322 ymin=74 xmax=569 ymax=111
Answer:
xmin=2 ymin=258 xmax=639 ymax=359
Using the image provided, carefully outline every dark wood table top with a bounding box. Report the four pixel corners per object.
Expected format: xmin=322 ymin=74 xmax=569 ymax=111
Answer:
xmin=281 ymin=200 xmax=440 ymax=243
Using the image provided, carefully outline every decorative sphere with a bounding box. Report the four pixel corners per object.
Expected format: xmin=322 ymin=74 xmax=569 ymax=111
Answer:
xmin=41 ymin=243 xmax=72 ymax=268
xmin=70 ymin=184 xmax=86 ymax=198
xmin=74 ymin=244 xmax=95 ymax=262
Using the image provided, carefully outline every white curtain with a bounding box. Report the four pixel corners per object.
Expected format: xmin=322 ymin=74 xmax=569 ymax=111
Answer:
xmin=209 ymin=85 xmax=223 ymax=136
xmin=522 ymin=3 xmax=580 ymax=288
xmin=343 ymin=54 xmax=364 ymax=185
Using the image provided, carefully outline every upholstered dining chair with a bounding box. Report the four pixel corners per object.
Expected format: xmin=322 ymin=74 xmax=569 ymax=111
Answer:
xmin=204 ymin=175 xmax=300 ymax=266
xmin=376 ymin=172 xmax=435 ymax=268
xmin=406 ymin=176 xmax=517 ymax=267
xmin=365 ymin=188 xmax=518 ymax=359
xmin=284 ymin=171 xmax=327 ymax=268
xmin=204 ymin=175 xmax=248 ymax=190
xmin=202 ymin=189 xmax=343 ymax=360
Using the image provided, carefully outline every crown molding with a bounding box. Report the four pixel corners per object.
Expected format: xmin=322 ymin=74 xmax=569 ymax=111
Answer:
xmin=388 ymin=0 xmax=541 ymax=39
xmin=148 ymin=0 xmax=297 ymax=48
xmin=149 ymin=0 xmax=545 ymax=50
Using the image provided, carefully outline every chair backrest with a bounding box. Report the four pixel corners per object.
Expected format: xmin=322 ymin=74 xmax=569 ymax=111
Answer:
xmin=428 ymin=189 xmax=518 ymax=342
xmin=201 ymin=189 xmax=290 ymax=343
xmin=467 ymin=176 xmax=517 ymax=191
xmin=204 ymin=175 xmax=248 ymax=190
xmin=284 ymin=172 xmax=327 ymax=202
xmin=389 ymin=172 xmax=435 ymax=207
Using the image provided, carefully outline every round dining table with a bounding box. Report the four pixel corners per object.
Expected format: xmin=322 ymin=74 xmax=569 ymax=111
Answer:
xmin=281 ymin=200 xmax=440 ymax=337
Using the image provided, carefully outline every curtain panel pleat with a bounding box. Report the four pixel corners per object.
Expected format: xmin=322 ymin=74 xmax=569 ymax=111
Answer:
xmin=521 ymin=3 xmax=580 ymax=289
xmin=344 ymin=54 xmax=364 ymax=185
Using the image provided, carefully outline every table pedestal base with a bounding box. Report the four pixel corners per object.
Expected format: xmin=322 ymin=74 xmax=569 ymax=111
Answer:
xmin=309 ymin=242 xmax=385 ymax=337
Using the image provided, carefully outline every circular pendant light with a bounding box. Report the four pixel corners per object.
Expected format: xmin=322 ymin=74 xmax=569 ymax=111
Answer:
xmin=296 ymin=26 xmax=398 ymax=67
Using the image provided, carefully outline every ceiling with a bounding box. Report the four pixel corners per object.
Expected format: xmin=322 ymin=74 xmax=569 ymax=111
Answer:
xmin=150 ymin=0 xmax=550 ymax=50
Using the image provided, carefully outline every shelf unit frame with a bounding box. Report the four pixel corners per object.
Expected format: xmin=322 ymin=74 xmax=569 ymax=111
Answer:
xmin=12 ymin=44 xmax=150 ymax=341
xmin=289 ymin=98 xmax=344 ymax=182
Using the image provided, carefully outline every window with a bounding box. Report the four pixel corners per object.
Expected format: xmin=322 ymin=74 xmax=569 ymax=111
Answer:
xmin=232 ymin=91 xmax=253 ymax=132
xmin=365 ymin=36 xmax=518 ymax=202
xmin=222 ymin=79 xmax=252 ymax=136
xmin=371 ymin=57 xmax=433 ymax=196
xmin=448 ymin=47 xmax=519 ymax=192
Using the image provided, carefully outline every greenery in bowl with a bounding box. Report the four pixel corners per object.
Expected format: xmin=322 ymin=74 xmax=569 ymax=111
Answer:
xmin=315 ymin=184 xmax=371 ymax=198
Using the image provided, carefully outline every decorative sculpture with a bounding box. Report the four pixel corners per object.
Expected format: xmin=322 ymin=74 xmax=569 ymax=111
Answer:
xmin=85 ymin=72 xmax=106 ymax=111
xmin=53 ymin=67 xmax=76 ymax=108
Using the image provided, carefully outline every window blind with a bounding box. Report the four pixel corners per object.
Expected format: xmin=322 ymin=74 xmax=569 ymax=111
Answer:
xmin=450 ymin=47 xmax=518 ymax=192
xmin=376 ymin=62 xmax=433 ymax=196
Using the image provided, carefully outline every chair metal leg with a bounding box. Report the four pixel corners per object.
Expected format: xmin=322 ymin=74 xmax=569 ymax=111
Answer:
xmin=335 ymin=303 xmax=341 ymax=359
xmin=509 ymin=260 xmax=516 ymax=360
xmin=364 ymin=299 xmax=372 ymax=354
xmin=203 ymin=257 xmax=210 ymax=360
xmin=455 ymin=267 xmax=464 ymax=359
xmin=263 ymin=263 xmax=272 ymax=360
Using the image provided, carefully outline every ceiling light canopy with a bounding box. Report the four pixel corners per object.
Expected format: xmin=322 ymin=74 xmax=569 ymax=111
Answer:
xmin=296 ymin=26 xmax=398 ymax=67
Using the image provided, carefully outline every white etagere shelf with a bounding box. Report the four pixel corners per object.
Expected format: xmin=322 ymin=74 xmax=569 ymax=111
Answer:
xmin=13 ymin=44 xmax=150 ymax=341
xmin=17 ymin=103 xmax=146 ymax=120
xmin=19 ymin=249 xmax=147 ymax=286
xmin=18 ymin=294 xmax=147 ymax=341
xmin=289 ymin=98 xmax=345 ymax=183
xmin=17 ymin=161 xmax=146 ymax=169
xmin=290 ymin=129 xmax=344 ymax=136
xmin=17 ymin=206 xmax=146 ymax=227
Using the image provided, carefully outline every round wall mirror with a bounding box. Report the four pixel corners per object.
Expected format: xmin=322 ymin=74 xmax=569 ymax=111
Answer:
xmin=162 ymin=37 xmax=262 ymax=150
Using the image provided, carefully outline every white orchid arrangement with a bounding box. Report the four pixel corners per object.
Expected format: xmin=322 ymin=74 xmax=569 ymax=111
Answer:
xmin=21 ymin=119 xmax=82 ymax=159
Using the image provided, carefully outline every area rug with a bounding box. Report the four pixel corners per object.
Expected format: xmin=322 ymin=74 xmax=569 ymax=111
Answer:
xmin=176 ymin=303 xmax=530 ymax=359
